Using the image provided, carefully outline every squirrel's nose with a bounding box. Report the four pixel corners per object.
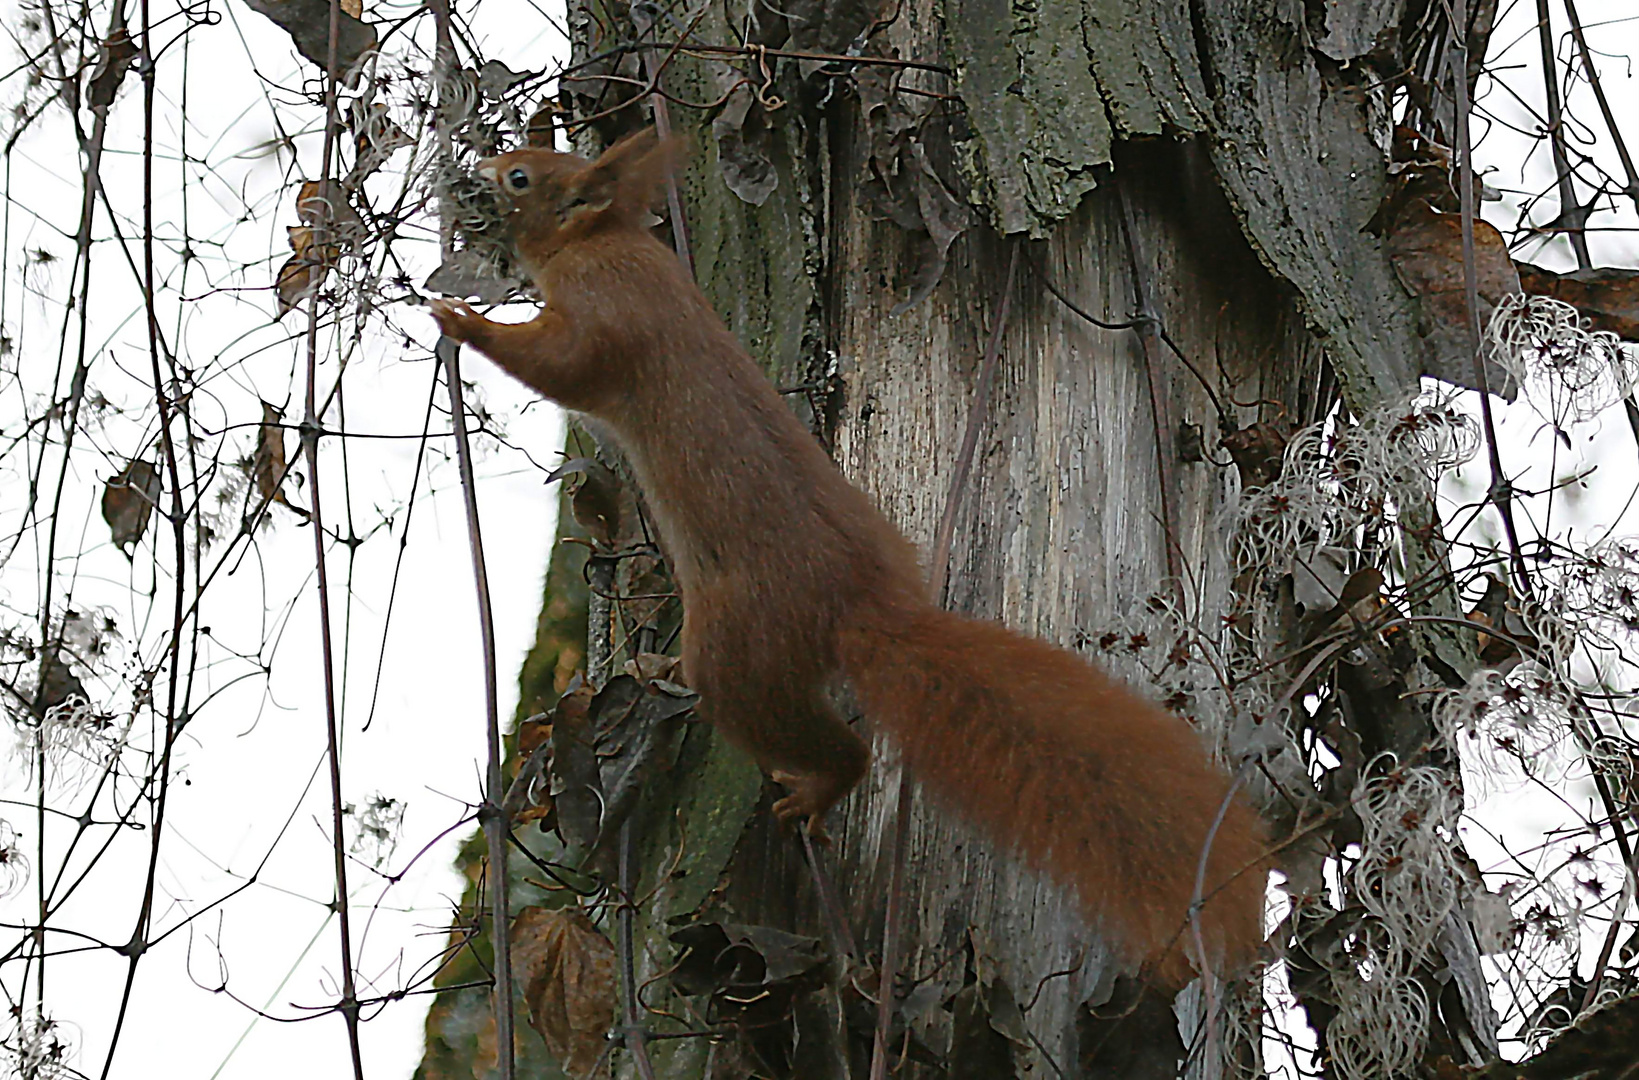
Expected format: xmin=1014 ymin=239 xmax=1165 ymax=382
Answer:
xmin=476 ymin=161 xmax=499 ymax=183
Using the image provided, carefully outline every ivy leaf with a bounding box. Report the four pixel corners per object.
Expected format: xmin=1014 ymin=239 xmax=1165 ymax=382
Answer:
xmin=511 ymin=906 xmax=617 ymax=1078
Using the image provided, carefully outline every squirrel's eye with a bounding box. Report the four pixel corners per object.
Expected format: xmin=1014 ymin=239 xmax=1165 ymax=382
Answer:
xmin=506 ymin=168 xmax=530 ymax=191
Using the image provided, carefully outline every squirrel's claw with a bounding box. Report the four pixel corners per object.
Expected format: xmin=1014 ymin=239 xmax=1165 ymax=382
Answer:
xmin=429 ymin=297 xmax=481 ymax=341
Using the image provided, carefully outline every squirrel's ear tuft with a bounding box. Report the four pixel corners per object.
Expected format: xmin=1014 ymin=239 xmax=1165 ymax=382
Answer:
xmin=573 ymin=127 xmax=685 ymax=221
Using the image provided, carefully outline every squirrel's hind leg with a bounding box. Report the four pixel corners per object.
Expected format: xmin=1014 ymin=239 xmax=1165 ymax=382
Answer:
xmin=684 ymin=651 xmax=868 ymax=843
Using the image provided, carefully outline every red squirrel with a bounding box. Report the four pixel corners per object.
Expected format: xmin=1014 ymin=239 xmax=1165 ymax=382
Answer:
xmin=429 ymin=129 xmax=1266 ymax=987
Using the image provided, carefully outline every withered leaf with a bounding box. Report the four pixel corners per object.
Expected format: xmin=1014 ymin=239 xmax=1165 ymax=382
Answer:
xmin=589 ymin=672 xmax=697 ymax=842
xmin=86 ymin=21 xmax=137 ymax=109
xmin=712 ymin=82 xmax=778 ymax=207
xmin=477 ymin=59 xmax=529 ymax=99
xmin=669 ymin=921 xmax=828 ymax=1026
xmin=239 ymin=0 xmax=378 ymax=85
xmin=423 ymin=250 xmax=518 ymax=304
xmin=275 ymin=227 xmax=336 ymax=318
xmin=548 ymin=682 xmax=603 ymax=850
xmin=276 ymin=214 xmax=345 ymax=319
xmin=253 ymin=402 xmax=309 ymax=519
xmin=616 ymin=553 xmax=673 ymax=639
xmin=35 ymin=650 xmax=88 ymax=717
xmin=891 ymin=140 xmax=971 ymax=316
xmin=513 ymin=715 xmax=557 ymax=826
xmin=855 ymin=60 xmax=971 ymax=314
xmin=546 ymin=457 xmax=624 ymax=547
xmin=345 ymin=102 xmax=411 ymax=189
xmin=1337 ymin=567 xmax=1386 ymax=611
xmin=669 ymin=919 xmax=830 ymax=1076
xmin=511 ymin=906 xmax=617 ymax=1079
xmin=1221 ymin=419 xmax=1293 ymax=489
xmin=525 ymin=101 xmax=564 ymax=147
xmin=1366 ymin=127 xmax=1461 ymax=235
xmin=1385 ymin=199 xmax=1519 ymax=394
xmin=101 ymin=458 xmax=161 ymax=556
xmin=1516 ymin=263 xmax=1639 ymax=341
xmin=1466 ymin=572 xmax=1535 ymax=666
xmin=518 ymin=716 xmax=553 ymax=755
xmin=622 ymin=653 xmax=678 ymax=684
xmin=296 ymin=179 xmax=366 ymax=245
xmin=1290 ymin=545 xmax=1353 ymax=615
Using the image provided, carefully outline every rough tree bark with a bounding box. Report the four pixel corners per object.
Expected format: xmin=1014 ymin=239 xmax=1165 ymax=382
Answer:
xmin=418 ymin=2 xmax=1506 ymax=1078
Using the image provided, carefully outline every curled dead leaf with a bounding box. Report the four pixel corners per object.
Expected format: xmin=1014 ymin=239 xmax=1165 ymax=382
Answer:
xmin=712 ymin=82 xmax=778 ymax=206
xmin=545 ymin=457 xmax=624 ymax=548
xmin=518 ymin=716 xmax=553 ymax=756
xmin=253 ymin=403 xmax=309 ymax=519
xmin=101 ymin=458 xmax=161 ymax=556
xmin=511 ymin=906 xmax=617 ymax=1078
xmin=622 ymin=653 xmax=678 ymax=684
xmin=297 ymin=179 xmax=366 ymax=245
xmin=345 ymin=101 xmax=411 ymax=190
xmin=1385 ymin=199 xmax=1519 ymax=394
xmin=855 ymin=60 xmax=972 ymax=314
xmin=1221 ymin=419 xmax=1294 ymax=489
xmin=477 ymin=59 xmax=529 ymax=99
xmin=239 ymin=0 xmax=377 ymax=85
xmin=1516 ymin=263 xmax=1639 ymax=342
xmin=525 ymin=101 xmax=564 ymax=147
xmin=422 ymin=250 xmax=519 ymax=304
xmin=86 ymin=16 xmax=137 ymax=110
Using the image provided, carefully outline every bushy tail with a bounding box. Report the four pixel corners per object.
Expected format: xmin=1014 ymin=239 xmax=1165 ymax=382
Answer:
xmin=840 ymin=602 xmax=1265 ymax=988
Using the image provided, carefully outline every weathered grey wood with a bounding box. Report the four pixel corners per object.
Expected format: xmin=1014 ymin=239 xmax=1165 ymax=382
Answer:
xmin=814 ymin=142 xmax=1320 ymax=1075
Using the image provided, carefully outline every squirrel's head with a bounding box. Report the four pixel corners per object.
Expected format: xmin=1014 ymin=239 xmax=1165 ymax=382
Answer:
xmin=477 ymin=128 xmax=680 ymax=267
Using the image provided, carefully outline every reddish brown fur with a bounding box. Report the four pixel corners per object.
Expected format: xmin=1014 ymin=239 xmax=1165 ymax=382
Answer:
xmin=431 ymin=130 xmax=1266 ymax=987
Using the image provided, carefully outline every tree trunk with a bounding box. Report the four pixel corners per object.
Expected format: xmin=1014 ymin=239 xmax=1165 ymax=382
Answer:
xmin=420 ymin=2 xmax=1500 ymax=1077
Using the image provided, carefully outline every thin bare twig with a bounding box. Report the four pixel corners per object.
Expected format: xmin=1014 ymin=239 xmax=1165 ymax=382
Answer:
xmin=1532 ymin=0 xmax=1592 ymax=268
xmin=1454 ymin=0 xmax=1534 ymax=603
xmin=298 ymin=0 xmax=366 ymax=1074
xmin=429 ymin=0 xmax=515 ymax=1073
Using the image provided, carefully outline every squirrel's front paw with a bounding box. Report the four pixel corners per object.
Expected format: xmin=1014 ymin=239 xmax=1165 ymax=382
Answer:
xmin=770 ymin=769 xmax=836 ymax=847
xmin=428 ymin=297 xmax=481 ymax=342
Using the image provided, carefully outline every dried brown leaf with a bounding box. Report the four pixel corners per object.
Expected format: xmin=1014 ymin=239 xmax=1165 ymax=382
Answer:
xmin=548 ymin=683 xmax=602 ymax=849
xmin=275 ymin=224 xmax=341 ymax=318
xmin=1386 ymin=199 xmax=1520 ymax=393
xmin=1220 ymin=420 xmax=1293 ymax=488
xmin=712 ymin=82 xmax=778 ymax=207
xmin=87 ymin=24 xmax=137 ymax=109
xmin=253 ymin=403 xmax=309 ymax=518
xmin=622 ymin=653 xmax=678 ymax=684
xmin=518 ymin=717 xmax=553 ymax=755
xmin=511 ymin=906 xmax=617 ymax=1078
xmin=345 ymin=102 xmax=411 ymax=189
xmin=239 ymin=0 xmax=377 ymax=85
xmin=275 ymin=254 xmax=323 ymax=317
xmin=1516 ymin=263 xmax=1639 ymax=341
xmin=101 ymin=458 xmax=161 ymax=556
xmin=296 ymin=179 xmax=366 ymax=245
